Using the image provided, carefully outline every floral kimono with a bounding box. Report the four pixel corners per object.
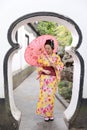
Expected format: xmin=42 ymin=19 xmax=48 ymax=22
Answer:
xmin=36 ymin=53 xmax=64 ymax=117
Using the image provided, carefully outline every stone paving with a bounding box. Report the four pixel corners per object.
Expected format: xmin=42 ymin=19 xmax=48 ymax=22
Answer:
xmin=14 ymin=71 xmax=68 ymax=130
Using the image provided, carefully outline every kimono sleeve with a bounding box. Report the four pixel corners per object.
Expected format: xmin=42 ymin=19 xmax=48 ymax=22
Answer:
xmin=55 ymin=55 xmax=64 ymax=71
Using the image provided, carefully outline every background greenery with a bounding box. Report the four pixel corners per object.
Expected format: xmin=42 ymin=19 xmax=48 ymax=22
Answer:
xmin=58 ymin=80 xmax=72 ymax=102
xmin=36 ymin=21 xmax=72 ymax=47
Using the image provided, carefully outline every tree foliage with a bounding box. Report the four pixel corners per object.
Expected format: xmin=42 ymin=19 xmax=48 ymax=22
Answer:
xmin=36 ymin=21 xmax=57 ymax=35
xmin=54 ymin=25 xmax=72 ymax=47
xmin=36 ymin=21 xmax=72 ymax=47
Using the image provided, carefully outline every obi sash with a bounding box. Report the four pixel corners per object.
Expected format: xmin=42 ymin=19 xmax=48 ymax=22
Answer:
xmin=41 ymin=66 xmax=56 ymax=76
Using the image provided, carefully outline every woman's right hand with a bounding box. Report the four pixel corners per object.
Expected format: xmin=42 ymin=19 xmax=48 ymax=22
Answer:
xmin=42 ymin=69 xmax=51 ymax=74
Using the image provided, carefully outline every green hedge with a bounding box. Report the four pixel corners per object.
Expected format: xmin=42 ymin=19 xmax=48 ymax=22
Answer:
xmin=58 ymin=80 xmax=72 ymax=102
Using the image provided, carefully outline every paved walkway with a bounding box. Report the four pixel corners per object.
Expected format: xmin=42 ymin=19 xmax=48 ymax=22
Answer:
xmin=14 ymin=71 xmax=68 ymax=130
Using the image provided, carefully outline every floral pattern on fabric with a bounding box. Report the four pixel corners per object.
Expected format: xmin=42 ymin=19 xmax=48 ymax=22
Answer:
xmin=36 ymin=53 xmax=63 ymax=117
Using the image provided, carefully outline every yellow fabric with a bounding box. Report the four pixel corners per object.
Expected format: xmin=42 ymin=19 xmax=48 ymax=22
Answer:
xmin=36 ymin=53 xmax=63 ymax=117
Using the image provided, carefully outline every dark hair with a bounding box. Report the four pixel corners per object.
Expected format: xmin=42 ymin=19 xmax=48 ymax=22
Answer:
xmin=44 ymin=39 xmax=54 ymax=50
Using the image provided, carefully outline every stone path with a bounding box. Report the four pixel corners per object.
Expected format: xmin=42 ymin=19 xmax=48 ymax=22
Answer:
xmin=14 ymin=71 xmax=68 ymax=130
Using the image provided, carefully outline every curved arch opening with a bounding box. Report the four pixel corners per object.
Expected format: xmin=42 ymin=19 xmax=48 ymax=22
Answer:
xmin=6 ymin=11 xmax=83 ymax=126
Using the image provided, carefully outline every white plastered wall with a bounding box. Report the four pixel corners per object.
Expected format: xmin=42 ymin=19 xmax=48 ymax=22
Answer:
xmin=12 ymin=25 xmax=37 ymax=75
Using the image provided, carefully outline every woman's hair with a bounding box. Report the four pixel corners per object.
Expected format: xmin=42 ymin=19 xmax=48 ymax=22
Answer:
xmin=44 ymin=39 xmax=54 ymax=50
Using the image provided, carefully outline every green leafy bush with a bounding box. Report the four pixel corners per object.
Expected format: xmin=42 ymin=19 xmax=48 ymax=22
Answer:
xmin=54 ymin=25 xmax=72 ymax=47
xmin=36 ymin=21 xmax=57 ymax=35
xmin=36 ymin=22 xmax=72 ymax=48
xmin=58 ymin=80 xmax=72 ymax=101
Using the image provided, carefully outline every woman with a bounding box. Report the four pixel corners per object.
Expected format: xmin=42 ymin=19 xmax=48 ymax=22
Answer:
xmin=36 ymin=39 xmax=64 ymax=122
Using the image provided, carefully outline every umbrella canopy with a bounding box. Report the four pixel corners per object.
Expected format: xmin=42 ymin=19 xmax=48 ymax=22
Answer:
xmin=24 ymin=35 xmax=58 ymax=66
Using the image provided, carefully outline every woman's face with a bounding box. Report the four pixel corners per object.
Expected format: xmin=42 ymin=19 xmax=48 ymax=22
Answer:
xmin=44 ymin=44 xmax=53 ymax=55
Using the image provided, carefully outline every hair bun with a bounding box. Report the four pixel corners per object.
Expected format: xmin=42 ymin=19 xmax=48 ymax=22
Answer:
xmin=51 ymin=40 xmax=54 ymax=49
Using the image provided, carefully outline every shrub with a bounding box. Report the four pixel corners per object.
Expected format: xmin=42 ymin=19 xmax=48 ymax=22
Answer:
xmin=58 ymin=80 xmax=72 ymax=101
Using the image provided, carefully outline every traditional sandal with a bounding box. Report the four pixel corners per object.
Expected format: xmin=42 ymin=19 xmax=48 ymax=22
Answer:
xmin=49 ymin=117 xmax=54 ymax=121
xmin=44 ymin=117 xmax=50 ymax=122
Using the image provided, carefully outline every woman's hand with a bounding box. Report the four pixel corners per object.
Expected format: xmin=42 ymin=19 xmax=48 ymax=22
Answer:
xmin=47 ymin=58 xmax=57 ymax=69
xmin=42 ymin=69 xmax=51 ymax=74
xmin=49 ymin=62 xmax=57 ymax=69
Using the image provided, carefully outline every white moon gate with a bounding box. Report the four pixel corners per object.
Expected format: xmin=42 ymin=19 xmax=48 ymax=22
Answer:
xmin=0 ymin=11 xmax=87 ymax=130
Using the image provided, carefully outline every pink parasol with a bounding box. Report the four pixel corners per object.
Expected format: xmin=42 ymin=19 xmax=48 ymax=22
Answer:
xmin=24 ymin=35 xmax=58 ymax=66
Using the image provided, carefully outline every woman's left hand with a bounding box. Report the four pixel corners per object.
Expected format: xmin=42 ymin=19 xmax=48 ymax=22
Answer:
xmin=50 ymin=62 xmax=57 ymax=69
xmin=46 ymin=56 xmax=57 ymax=69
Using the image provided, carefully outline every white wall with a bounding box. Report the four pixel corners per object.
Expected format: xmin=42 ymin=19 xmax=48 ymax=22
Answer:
xmin=0 ymin=0 xmax=87 ymax=98
xmin=12 ymin=25 xmax=37 ymax=74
